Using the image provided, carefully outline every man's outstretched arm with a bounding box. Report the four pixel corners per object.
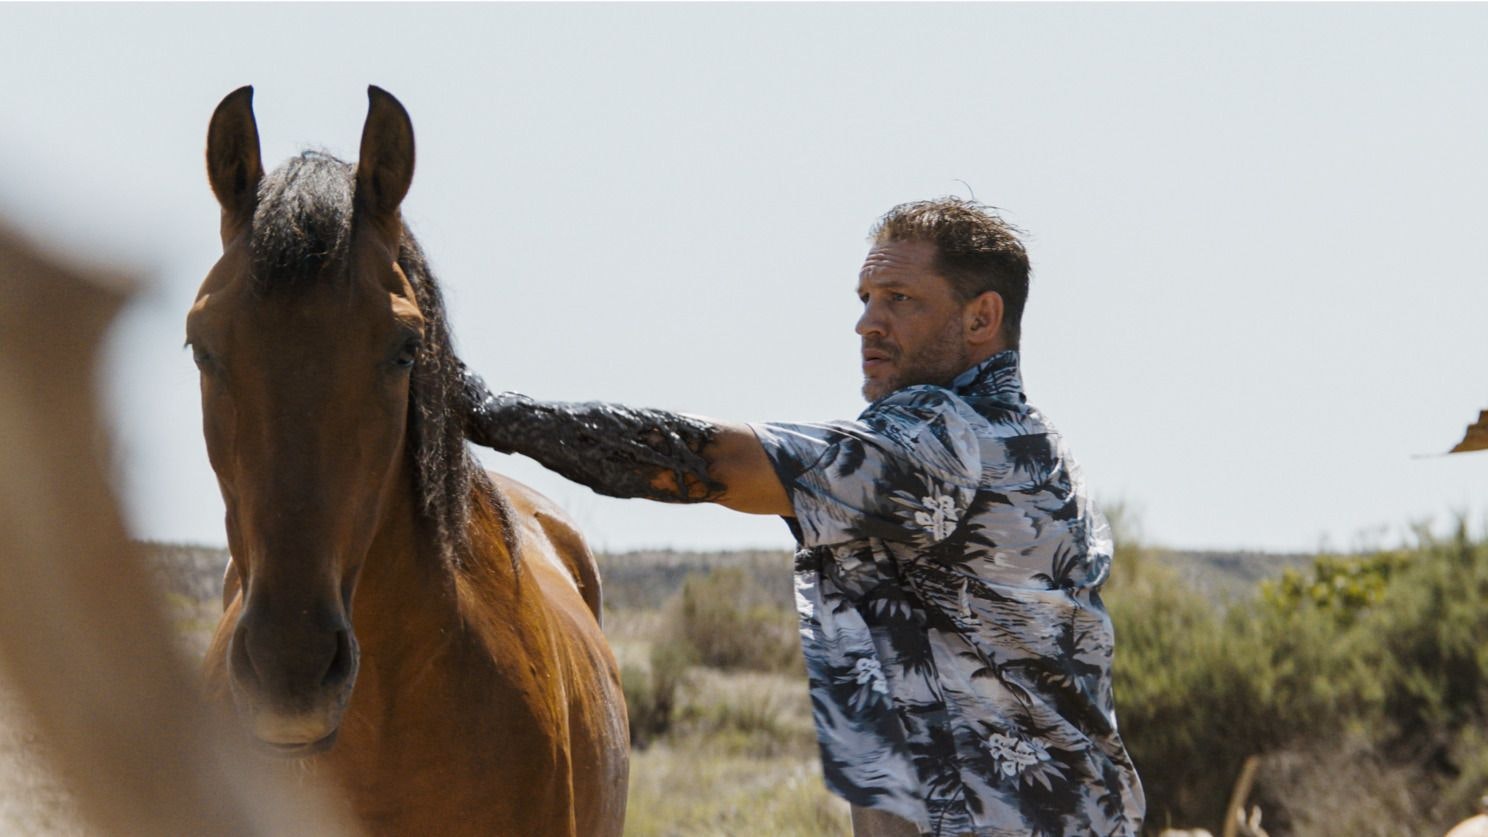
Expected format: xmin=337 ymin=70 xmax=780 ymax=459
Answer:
xmin=460 ymin=366 xmax=792 ymax=516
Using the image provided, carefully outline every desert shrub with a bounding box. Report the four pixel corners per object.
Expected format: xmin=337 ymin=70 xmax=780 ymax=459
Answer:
xmin=1339 ymin=526 xmax=1488 ymax=808
xmin=1110 ymin=519 xmax=1488 ymax=834
xmin=674 ymin=669 xmax=813 ymax=759
xmin=1372 ymin=529 xmax=1488 ymax=727
xmin=623 ymin=639 xmax=692 ymax=748
xmin=1107 ymin=541 xmax=1283 ymax=831
xmin=1261 ymin=550 xmax=1413 ymax=624
xmin=625 ymin=565 xmax=802 ymax=746
xmin=1248 ymin=524 xmax=1488 ymax=831
xmin=665 ymin=567 xmax=800 ymax=673
xmin=1251 ymin=734 xmax=1431 ymax=836
xmin=1254 ymin=523 xmax=1488 ymax=741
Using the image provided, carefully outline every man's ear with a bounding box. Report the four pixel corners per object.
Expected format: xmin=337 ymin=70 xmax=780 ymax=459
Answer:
xmin=964 ymin=291 xmax=1005 ymax=349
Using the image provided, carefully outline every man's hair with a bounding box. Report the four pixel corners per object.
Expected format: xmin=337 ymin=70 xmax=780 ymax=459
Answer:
xmin=870 ymin=197 xmax=1031 ymax=348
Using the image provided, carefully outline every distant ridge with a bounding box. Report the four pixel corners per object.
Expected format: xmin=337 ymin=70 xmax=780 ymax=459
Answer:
xmin=596 ymin=549 xmax=795 ymax=610
xmin=137 ymin=542 xmax=1316 ymax=611
xmin=1142 ymin=548 xmax=1314 ymax=603
xmin=139 ymin=541 xmax=228 ymax=603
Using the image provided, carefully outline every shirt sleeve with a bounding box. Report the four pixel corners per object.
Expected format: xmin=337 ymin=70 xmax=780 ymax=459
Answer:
xmin=748 ymin=386 xmax=983 ymax=548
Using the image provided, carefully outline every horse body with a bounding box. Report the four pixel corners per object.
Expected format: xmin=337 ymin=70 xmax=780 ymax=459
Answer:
xmin=194 ymin=86 xmax=627 ymax=836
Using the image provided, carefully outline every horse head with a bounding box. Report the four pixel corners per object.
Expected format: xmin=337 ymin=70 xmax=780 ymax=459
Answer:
xmin=189 ymin=86 xmax=426 ymax=755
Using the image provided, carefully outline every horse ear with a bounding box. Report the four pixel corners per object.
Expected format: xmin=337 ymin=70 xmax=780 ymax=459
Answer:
xmin=355 ymin=86 xmax=415 ymax=227
xmin=205 ymin=86 xmax=264 ymax=233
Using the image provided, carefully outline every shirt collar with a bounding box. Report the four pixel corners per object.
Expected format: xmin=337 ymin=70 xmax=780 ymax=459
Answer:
xmin=950 ymin=349 xmax=1026 ymax=404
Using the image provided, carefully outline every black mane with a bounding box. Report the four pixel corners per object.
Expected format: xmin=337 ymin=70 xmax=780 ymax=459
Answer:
xmin=249 ymin=150 xmax=488 ymax=567
xmin=250 ymin=151 xmax=355 ymax=290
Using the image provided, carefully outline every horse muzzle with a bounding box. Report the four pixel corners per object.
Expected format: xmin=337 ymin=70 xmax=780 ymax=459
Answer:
xmin=226 ymin=603 xmax=360 ymax=756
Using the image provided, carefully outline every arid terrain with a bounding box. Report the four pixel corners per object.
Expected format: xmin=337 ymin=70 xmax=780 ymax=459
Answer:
xmin=0 ymin=542 xmax=1384 ymax=836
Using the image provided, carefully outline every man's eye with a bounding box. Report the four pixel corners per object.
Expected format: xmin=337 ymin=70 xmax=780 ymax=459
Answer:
xmin=891 ymin=293 xmax=910 ymax=302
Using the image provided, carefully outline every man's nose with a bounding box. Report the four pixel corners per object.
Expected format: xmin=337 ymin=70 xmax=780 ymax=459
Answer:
xmin=856 ymin=304 xmax=885 ymax=337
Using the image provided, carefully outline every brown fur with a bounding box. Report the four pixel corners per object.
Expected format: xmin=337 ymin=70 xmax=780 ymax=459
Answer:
xmin=195 ymin=86 xmax=627 ymax=836
xmin=205 ymin=474 xmax=627 ymax=836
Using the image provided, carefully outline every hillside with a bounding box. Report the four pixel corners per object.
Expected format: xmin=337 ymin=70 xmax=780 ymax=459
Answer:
xmin=141 ymin=542 xmax=1312 ymax=613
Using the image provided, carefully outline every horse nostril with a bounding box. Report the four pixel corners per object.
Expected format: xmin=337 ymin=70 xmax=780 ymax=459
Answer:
xmin=322 ymin=628 xmax=356 ymax=688
xmin=231 ymin=606 xmax=354 ymax=699
xmin=230 ymin=620 xmax=262 ymax=688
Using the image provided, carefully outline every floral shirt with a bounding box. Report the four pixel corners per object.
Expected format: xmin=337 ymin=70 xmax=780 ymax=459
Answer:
xmin=749 ymin=350 xmax=1144 ymax=837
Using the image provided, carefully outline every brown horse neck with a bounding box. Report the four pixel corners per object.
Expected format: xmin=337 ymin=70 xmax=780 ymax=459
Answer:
xmin=352 ymin=462 xmax=451 ymax=650
xmin=352 ymin=463 xmax=520 ymax=657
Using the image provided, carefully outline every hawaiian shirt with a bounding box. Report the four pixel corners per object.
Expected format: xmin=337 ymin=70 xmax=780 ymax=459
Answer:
xmin=749 ymin=350 xmax=1144 ymax=837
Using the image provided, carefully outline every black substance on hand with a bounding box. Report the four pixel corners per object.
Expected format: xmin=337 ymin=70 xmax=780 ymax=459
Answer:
xmin=459 ymin=365 xmax=724 ymax=504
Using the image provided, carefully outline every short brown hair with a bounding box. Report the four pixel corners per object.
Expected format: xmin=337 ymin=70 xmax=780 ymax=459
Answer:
xmin=870 ymin=197 xmax=1031 ymax=348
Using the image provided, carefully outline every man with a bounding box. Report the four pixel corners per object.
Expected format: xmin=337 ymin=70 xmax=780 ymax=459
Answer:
xmin=461 ymin=198 xmax=1145 ymax=836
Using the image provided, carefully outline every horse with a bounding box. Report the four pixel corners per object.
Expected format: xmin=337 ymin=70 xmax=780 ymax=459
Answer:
xmin=192 ymin=86 xmax=629 ymax=836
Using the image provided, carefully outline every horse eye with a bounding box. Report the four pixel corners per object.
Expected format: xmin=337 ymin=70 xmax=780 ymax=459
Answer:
xmin=393 ymin=340 xmax=420 ymax=369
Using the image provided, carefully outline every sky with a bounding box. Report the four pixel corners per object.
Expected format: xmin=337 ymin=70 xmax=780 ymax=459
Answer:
xmin=3 ymin=3 xmax=1486 ymax=555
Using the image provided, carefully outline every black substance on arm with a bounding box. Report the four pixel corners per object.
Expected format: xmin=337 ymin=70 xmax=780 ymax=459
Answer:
xmin=459 ymin=365 xmax=725 ymax=503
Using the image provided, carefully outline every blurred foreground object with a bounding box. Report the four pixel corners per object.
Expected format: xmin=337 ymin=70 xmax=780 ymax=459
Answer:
xmin=0 ymin=222 xmax=356 ymax=835
xmin=1445 ymin=796 xmax=1488 ymax=837
xmin=1450 ymin=410 xmax=1488 ymax=454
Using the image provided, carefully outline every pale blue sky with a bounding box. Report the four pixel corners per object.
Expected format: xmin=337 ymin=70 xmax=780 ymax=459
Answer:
xmin=3 ymin=3 xmax=1485 ymax=553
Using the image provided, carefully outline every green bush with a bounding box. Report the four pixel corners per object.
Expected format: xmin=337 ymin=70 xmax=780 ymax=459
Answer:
xmin=624 ymin=564 xmax=803 ymax=748
xmin=1261 ymin=550 xmax=1412 ymax=624
xmin=1107 ymin=542 xmax=1283 ymax=831
xmin=623 ymin=639 xmax=692 ymax=748
xmin=1109 ymin=520 xmax=1488 ymax=834
xmin=666 ymin=567 xmax=801 ymax=673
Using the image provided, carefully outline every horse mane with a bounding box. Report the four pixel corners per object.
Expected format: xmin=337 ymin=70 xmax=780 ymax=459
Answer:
xmin=248 ymin=150 xmax=512 ymax=569
xmin=249 ymin=150 xmax=354 ymax=289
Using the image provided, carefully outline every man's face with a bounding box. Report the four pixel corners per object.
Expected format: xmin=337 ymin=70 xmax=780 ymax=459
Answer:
xmin=856 ymin=238 xmax=971 ymax=402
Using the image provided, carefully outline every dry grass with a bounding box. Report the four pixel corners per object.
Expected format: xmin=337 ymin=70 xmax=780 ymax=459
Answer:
xmin=626 ymin=743 xmax=849 ymax=837
xmin=609 ymin=593 xmax=849 ymax=835
xmin=611 ymin=576 xmax=852 ymax=835
xmin=0 ymin=552 xmax=848 ymax=837
xmin=624 ymin=668 xmax=848 ymax=837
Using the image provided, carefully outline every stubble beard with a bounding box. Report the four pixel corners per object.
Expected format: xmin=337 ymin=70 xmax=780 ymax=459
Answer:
xmin=861 ymin=317 xmax=971 ymax=403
